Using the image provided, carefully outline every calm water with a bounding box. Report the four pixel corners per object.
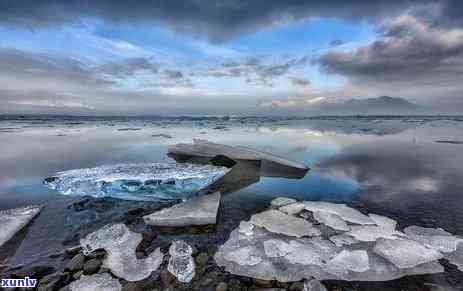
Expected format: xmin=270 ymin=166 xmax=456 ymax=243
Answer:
xmin=1 ymin=115 xmax=463 ymax=287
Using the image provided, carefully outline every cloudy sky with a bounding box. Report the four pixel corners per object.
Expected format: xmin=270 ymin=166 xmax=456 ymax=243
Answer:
xmin=0 ymin=0 xmax=462 ymax=115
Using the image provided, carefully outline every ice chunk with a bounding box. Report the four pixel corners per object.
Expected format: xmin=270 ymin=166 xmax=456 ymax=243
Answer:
xmin=80 ymin=224 xmax=164 ymax=282
xmin=168 ymin=140 xmax=310 ymax=178
xmin=285 ymin=237 xmax=339 ymax=266
xmin=369 ymin=214 xmax=397 ymax=231
xmin=313 ymin=211 xmax=350 ymax=231
xmin=303 ymin=202 xmax=375 ymax=225
xmin=304 ymin=278 xmax=328 ymax=291
xmin=446 ymin=243 xmax=463 ymax=271
xmin=0 ymin=205 xmax=42 ymax=247
xmin=143 ymin=192 xmax=220 ymax=226
xmin=329 ymin=234 xmax=358 ymax=247
xmin=214 ymin=199 xmax=450 ymax=283
xmin=69 ymin=273 xmax=121 ymax=291
xmin=250 ymin=209 xmax=321 ymax=238
xmin=373 ymin=238 xmax=443 ymax=268
xmin=263 ymin=239 xmax=292 ymax=257
xmin=404 ymin=226 xmax=463 ymax=253
xmin=271 ymin=197 xmax=297 ymax=208
xmin=44 ymin=163 xmax=228 ymax=201
xmin=223 ymin=246 xmax=262 ymax=266
xmin=346 ymin=226 xmax=404 ymax=242
xmin=168 ymin=241 xmax=196 ymax=283
xmin=279 ymin=202 xmax=305 ymax=215
xmin=327 ymin=250 xmax=370 ymax=273
xmin=238 ymin=221 xmax=255 ymax=236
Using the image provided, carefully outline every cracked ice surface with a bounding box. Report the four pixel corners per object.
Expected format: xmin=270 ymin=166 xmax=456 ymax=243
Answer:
xmin=313 ymin=211 xmax=350 ymax=231
xmin=404 ymin=226 xmax=463 ymax=253
xmin=0 ymin=205 xmax=42 ymax=247
xmin=44 ymin=163 xmax=228 ymax=201
xmin=168 ymin=241 xmax=196 ymax=283
xmin=250 ymin=209 xmax=321 ymax=238
xmin=214 ymin=199 xmax=462 ymax=283
xmin=80 ymin=224 xmax=164 ymax=282
xmin=69 ymin=273 xmax=121 ymax=291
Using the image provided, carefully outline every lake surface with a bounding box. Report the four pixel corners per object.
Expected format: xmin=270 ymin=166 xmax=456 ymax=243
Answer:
xmin=1 ymin=115 xmax=463 ymax=289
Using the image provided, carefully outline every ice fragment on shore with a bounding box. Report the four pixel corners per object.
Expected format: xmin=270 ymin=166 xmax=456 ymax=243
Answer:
xmin=329 ymin=234 xmax=358 ymax=247
xmin=313 ymin=211 xmax=350 ymax=231
xmin=168 ymin=240 xmax=196 ymax=283
xmin=69 ymin=273 xmax=121 ymax=291
xmin=303 ymin=202 xmax=375 ymax=225
xmin=373 ymin=238 xmax=443 ymax=268
xmin=285 ymin=237 xmax=338 ymax=266
xmin=279 ymin=202 xmax=305 ymax=215
xmin=238 ymin=221 xmax=255 ymax=236
xmin=80 ymin=224 xmax=164 ymax=282
xmin=0 ymin=205 xmax=42 ymax=247
xmin=271 ymin=197 xmax=297 ymax=208
xmin=263 ymin=239 xmax=292 ymax=257
xmin=346 ymin=225 xmax=404 ymax=242
xmin=143 ymin=192 xmax=220 ymax=226
xmin=304 ymin=278 xmax=328 ymax=291
xmin=404 ymin=226 xmax=463 ymax=253
xmin=250 ymin=209 xmax=321 ymax=238
xmin=446 ymin=243 xmax=463 ymax=271
xmin=369 ymin=214 xmax=397 ymax=231
xmin=223 ymin=246 xmax=262 ymax=266
xmin=327 ymin=250 xmax=370 ymax=273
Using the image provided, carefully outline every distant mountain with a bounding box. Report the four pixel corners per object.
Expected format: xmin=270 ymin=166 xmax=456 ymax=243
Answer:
xmin=310 ymin=96 xmax=424 ymax=115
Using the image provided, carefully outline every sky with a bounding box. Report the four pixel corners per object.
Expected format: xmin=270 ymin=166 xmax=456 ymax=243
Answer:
xmin=0 ymin=0 xmax=462 ymax=115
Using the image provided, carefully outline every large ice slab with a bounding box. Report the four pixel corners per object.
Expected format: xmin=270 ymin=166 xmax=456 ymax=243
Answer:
xmin=373 ymin=238 xmax=443 ymax=268
xmin=69 ymin=273 xmax=121 ymax=291
xmin=80 ymin=224 xmax=164 ymax=282
xmin=313 ymin=211 xmax=350 ymax=231
xmin=44 ymin=163 xmax=228 ymax=201
xmin=168 ymin=241 xmax=196 ymax=283
xmin=0 ymin=205 xmax=42 ymax=247
xmin=214 ymin=198 xmax=449 ymax=283
xmin=303 ymin=201 xmax=375 ymax=225
xmin=168 ymin=140 xmax=309 ymax=178
xmin=404 ymin=226 xmax=463 ymax=253
xmin=143 ymin=192 xmax=220 ymax=226
xmin=249 ymin=209 xmax=321 ymax=238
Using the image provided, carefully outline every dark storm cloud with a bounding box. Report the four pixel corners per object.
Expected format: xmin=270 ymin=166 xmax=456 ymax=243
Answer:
xmin=1 ymin=0 xmax=457 ymax=42
xmin=329 ymin=40 xmax=345 ymax=47
xmin=317 ymin=11 xmax=463 ymax=96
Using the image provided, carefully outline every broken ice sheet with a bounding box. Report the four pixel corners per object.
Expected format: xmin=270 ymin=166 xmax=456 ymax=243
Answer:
xmin=215 ymin=199 xmax=450 ymax=283
xmin=373 ymin=238 xmax=443 ymax=269
xmin=69 ymin=273 xmax=121 ymax=291
xmin=168 ymin=240 xmax=196 ymax=283
xmin=404 ymin=226 xmax=463 ymax=253
xmin=313 ymin=211 xmax=350 ymax=231
xmin=80 ymin=224 xmax=164 ymax=282
xmin=0 ymin=205 xmax=42 ymax=247
xmin=303 ymin=201 xmax=375 ymax=225
xmin=250 ymin=209 xmax=321 ymax=238
xmin=44 ymin=163 xmax=228 ymax=201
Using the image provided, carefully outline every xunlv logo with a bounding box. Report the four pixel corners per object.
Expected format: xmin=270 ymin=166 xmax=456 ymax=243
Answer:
xmin=1 ymin=277 xmax=37 ymax=288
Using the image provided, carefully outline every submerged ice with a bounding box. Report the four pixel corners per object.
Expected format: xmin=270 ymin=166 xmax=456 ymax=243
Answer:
xmin=0 ymin=205 xmax=42 ymax=247
xmin=44 ymin=163 xmax=228 ymax=201
xmin=215 ymin=197 xmax=463 ymax=283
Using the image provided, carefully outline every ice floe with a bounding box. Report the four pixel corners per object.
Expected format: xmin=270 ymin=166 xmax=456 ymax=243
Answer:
xmin=168 ymin=140 xmax=309 ymax=178
xmin=215 ymin=198 xmax=462 ymax=283
xmin=143 ymin=192 xmax=220 ymax=226
xmin=270 ymin=197 xmax=297 ymax=208
xmin=44 ymin=163 xmax=228 ymax=201
xmin=249 ymin=209 xmax=321 ymax=238
xmin=0 ymin=205 xmax=42 ymax=247
xmin=168 ymin=240 xmax=196 ymax=283
xmin=69 ymin=273 xmax=121 ymax=291
xmin=80 ymin=224 xmax=164 ymax=282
